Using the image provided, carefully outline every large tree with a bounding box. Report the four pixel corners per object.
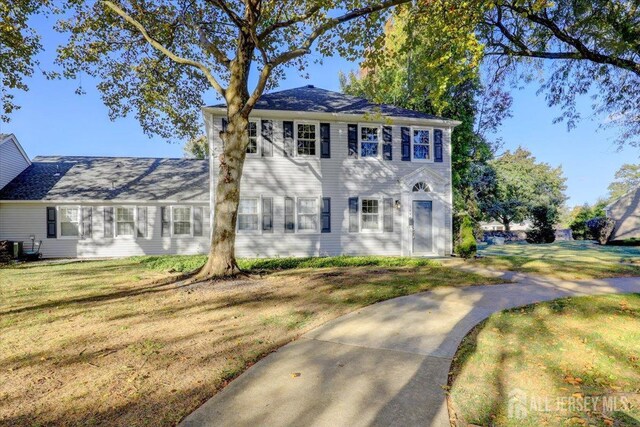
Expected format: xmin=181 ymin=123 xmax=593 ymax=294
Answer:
xmin=486 ymin=147 xmax=567 ymax=230
xmin=56 ymin=1 xmax=411 ymax=277
xmin=340 ymin=4 xmax=511 ymax=222
xmin=363 ymin=0 xmax=640 ymax=147
xmin=608 ymin=163 xmax=640 ymax=200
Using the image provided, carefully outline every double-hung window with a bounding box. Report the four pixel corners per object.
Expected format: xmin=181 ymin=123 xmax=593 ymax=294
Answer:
xmin=238 ymin=198 xmax=259 ymax=232
xmin=296 ymin=122 xmax=318 ymax=156
xmin=246 ymin=120 xmax=259 ymax=155
xmin=412 ymin=128 xmax=431 ymax=161
xmin=115 ymin=207 xmax=135 ymax=237
xmin=360 ymin=125 xmax=380 ymax=158
xmin=297 ymin=198 xmax=319 ymax=232
xmin=59 ymin=207 xmax=80 ymax=237
xmin=173 ymin=207 xmax=192 ymax=235
xmin=361 ymin=199 xmax=380 ymax=231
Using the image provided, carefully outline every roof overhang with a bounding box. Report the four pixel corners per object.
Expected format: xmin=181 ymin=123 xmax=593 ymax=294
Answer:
xmin=202 ymin=106 xmax=462 ymax=128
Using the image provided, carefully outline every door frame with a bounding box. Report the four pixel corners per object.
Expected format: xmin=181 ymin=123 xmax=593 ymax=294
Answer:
xmin=411 ymin=199 xmax=434 ymax=256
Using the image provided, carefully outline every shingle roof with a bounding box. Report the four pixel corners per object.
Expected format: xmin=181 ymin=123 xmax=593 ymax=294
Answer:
xmin=210 ymin=85 xmax=444 ymax=120
xmin=0 ymin=156 xmax=209 ymax=201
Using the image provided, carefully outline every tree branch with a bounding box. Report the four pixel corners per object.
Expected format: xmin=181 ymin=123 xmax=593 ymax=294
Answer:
xmin=196 ymin=25 xmax=231 ymax=67
xmin=258 ymin=5 xmax=322 ymax=41
xmin=102 ymin=1 xmax=226 ymax=97
xmin=205 ymin=0 xmax=245 ymax=29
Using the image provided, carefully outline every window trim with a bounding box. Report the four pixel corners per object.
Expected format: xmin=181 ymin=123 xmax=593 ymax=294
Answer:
xmin=295 ymin=196 xmax=321 ymax=234
xmin=171 ymin=205 xmax=194 ymax=237
xmin=114 ymin=205 xmax=137 ymax=239
xmin=358 ymin=123 xmax=382 ymax=159
xmin=293 ymin=120 xmax=320 ymax=158
xmin=410 ymin=126 xmax=434 ymax=163
xmin=245 ymin=118 xmax=262 ymax=158
xmin=359 ymin=197 xmax=383 ymax=233
xmin=237 ymin=197 xmax=261 ymax=234
xmin=57 ymin=205 xmax=81 ymax=239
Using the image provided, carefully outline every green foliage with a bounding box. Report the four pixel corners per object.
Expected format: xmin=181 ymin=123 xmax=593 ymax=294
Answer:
xmin=486 ymin=147 xmax=567 ymax=229
xmin=608 ymin=238 xmax=640 ymax=247
xmin=406 ymin=0 xmax=640 ymax=147
xmin=183 ymin=135 xmax=208 ymax=159
xmin=568 ymin=201 xmax=608 ymax=240
xmin=608 ymin=163 xmax=640 ymax=201
xmin=586 ymin=217 xmax=616 ymax=245
xmin=525 ymin=205 xmax=557 ymax=244
xmin=137 ymin=254 xmax=437 ymax=273
xmin=455 ymin=215 xmax=477 ymax=259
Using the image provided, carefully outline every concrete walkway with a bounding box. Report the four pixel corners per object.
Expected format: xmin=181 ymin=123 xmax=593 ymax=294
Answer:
xmin=180 ymin=272 xmax=640 ymax=427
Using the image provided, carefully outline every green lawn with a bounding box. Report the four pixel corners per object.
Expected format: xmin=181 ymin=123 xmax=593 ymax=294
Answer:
xmin=474 ymin=240 xmax=640 ymax=280
xmin=449 ymin=294 xmax=640 ymax=427
xmin=0 ymin=255 xmax=501 ymax=427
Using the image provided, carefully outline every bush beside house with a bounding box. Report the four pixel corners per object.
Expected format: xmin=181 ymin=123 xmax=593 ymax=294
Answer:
xmin=586 ymin=217 xmax=615 ymax=245
xmin=455 ymin=215 xmax=477 ymax=258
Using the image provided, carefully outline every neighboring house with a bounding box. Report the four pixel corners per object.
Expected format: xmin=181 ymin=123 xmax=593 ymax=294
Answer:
xmin=0 ymin=134 xmax=31 ymax=190
xmin=0 ymin=86 xmax=459 ymax=258
xmin=479 ymin=220 xmax=531 ymax=232
xmin=606 ymin=186 xmax=640 ymax=241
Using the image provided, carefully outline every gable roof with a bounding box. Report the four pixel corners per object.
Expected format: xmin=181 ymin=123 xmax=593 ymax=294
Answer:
xmin=0 ymin=156 xmax=209 ymax=201
xmin=208 ymin=85 xmax=448 ymax=121
xmin=0 ymin=133 xmax=32 ymax=167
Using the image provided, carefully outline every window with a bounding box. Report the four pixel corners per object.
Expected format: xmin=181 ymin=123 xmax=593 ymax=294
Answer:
xmin=297 ymin=198 xmax=319 ymax=232
xmin=296 ymin=123 xmax=317 ymax=156
xmin=238 ymin=198 xmax=259 ymax=231
xmin=115 ymin=207 xmax=135 ymax=237
xmin=412 ymin=128 xmax=431 ymax=160
xmin=412 ymin=182 xmax=431 ymax=192
xmin=173 ymin=207 xmax=192 ymax=235
xmin=361 ymin=199 xmax=380 ymax=231
xmin=360 ymin=126 xmax=379 ymax=158
xmin=247 ymin=121 xmax=258 ymax=155
xmin=59 ymin=207 xmax=80 ymax=237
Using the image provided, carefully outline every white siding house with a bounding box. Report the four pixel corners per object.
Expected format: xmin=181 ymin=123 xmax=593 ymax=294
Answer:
xmin=0 ymin=86 xmax=459 ymax=258
xmin=0 ymin=134 xmax=31 ymax=190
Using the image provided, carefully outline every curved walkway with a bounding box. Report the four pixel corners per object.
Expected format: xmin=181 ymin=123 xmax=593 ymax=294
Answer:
xmin=180 ymin=271 xmax=640 ymax=427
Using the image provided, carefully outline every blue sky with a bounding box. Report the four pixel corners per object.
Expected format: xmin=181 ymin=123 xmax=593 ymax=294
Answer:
xmin=3 ymin=16 xmax=636 ymax=207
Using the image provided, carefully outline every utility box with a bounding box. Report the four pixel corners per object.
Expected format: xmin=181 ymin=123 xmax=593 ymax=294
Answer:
xmin=12 ymin=241 xmax=23 ymax=259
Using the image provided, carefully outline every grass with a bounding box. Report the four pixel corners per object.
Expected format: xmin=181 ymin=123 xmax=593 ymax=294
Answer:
xmin=449 ymin=294 xmax=640 ymax=427
xmin=0 ymin=255 xmax=502 ymax=426
xmin=474 ymin=240 xmax=640 ymax=280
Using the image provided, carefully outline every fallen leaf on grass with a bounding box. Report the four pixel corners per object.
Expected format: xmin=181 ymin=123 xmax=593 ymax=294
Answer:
xmin=291 ymin=372 xmax=301 ymax=378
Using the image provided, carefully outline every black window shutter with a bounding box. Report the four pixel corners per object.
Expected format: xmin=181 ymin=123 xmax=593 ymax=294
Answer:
xmin=347 ymin=124 xmax=358 ymax=159
xmin=193 ymin=207 xmax=203 ymax=236
xmin=383 ymin=198 xmax=394 ymax=232
xmin=284 ymin=197 xmax=295 ymax=232
xmin=320 ymin=123 xmax=331 ymax=158
xmin=283 ymin=121 xmax=294 ymax=157
xmin=161 ymin=207 xmax=171 ymax=237
xmin=321 ymin=198 xmax=331 ymax=233
xmin=382 ymin=126 xmax=393 ymax=160
xmin=261 ymin=119 xmax=273 ymax=157
xmin=104 ymin=207 xmax=114 ymax=238
xmin=348 ymin=197 xmax=359 ymax=232
xmin=434 ymin=129 xmax=444 ymax=162
xmin=221 ymin=118 xmax=228 ymax=132
xmin=137 ymin=206 xmax=147 ymax=238
xmin=46 ymin=207 xmax=57 ymax=238
xmin=262 ymin=197 xmax=273 ymax=232
xmin=401 ymin=127 xmax=411 ymax=161
xmin=81 ymin=207 xmax=92 ymax=238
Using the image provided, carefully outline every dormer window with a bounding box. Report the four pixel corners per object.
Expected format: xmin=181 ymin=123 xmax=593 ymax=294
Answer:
xmin=360 ymin=126 xmax=380 ymax=158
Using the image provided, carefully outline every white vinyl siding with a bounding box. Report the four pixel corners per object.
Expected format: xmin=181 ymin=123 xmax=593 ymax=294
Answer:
xmin=0 ymin=137 xmax=31 ymax=190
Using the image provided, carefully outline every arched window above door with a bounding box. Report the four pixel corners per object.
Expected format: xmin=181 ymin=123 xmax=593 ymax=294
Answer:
xmin=412 ymin=182 xmax=431 ymax=192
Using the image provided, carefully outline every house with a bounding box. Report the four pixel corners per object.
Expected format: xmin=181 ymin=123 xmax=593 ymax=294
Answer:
xmin=0 ymin=86 xmax=459 ymax=258
xmin=606 ymin=186 xmax=640 ymax=241
xmin=479 ymin=220 xmax=531 ymax=232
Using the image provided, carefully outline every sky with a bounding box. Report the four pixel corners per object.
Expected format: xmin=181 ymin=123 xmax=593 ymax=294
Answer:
xmin=3 ymin=15 xmax=637 ymax=207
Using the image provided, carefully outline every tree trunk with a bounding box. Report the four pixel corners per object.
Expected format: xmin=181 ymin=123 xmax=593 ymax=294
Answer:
xmin=503 ymin=218 xmax=511 ymax=232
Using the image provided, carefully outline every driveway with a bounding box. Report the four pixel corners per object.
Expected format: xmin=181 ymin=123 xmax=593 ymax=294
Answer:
xmin=180 ymin=271 xmax=640 ymax=427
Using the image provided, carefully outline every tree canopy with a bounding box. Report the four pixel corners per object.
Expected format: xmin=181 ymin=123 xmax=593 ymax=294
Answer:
xmin=608 ymin=163 xmax=640 ymax=200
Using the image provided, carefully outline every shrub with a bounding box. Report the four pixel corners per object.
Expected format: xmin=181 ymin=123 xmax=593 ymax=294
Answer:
xmin=455 ymin=215 xmax=477 ymax=259
xmin=526 ymin=205 xmax=557 ymax=244
xmin=586 ymin=217 xmax=615 ymax=245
